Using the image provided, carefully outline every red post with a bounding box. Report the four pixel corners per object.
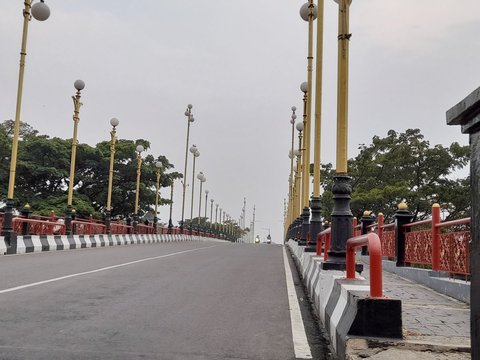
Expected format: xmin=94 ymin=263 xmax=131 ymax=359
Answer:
xmin=432 ymin=203 xmax=441 ymax=271
xmin=50 ymin=210 xmax=55 ymax=222
xmin=353 ymin=217 xmax=358 ymax=236
xmin=324 ymin=231 xmax=331 ymax=261
xmin=346 ymin=233 xmax=383 ymax=298
xmin=316 ymin=232 xmax=322 ymax=256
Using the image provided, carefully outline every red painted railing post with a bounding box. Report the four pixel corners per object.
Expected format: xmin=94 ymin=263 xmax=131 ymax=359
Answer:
xmin=50 ymin=210 xmax=55 ymax=222
xmin=324 ymin=231 xmax=331 ymax=261
xmin=432 ymin=203 xmax=441 ymax=271
xmin=353 ymin=217 xmax=358 ymax=236
xmin=316 ymin=232 xmax=322 ymax=256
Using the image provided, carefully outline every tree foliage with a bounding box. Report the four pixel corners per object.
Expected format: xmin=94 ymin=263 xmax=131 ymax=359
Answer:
xmin=0 ymin=121 xmax=182 ymax=220
xmin=319 ymin=129 xmax=470 ymax=222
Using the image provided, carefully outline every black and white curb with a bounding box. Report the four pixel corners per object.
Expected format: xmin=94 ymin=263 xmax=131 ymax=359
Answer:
xmin=287 ymin=240 xmax=402 ymax=360
xmin=2 ymin=234 xmax=225 ymax=255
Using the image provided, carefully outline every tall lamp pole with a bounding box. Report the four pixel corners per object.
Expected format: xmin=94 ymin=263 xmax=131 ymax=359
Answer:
xmin=322 ymin=0 xmax=354 ymax=270
xmin=210 ymin=199 xmax=214 ymax=231
xmin=215 ymin=204 xmax=219 ymax=233
xmin=299 ymin=82 xmax=310 ymax=246
xmin=197 ymin=172 xmax=206 ymax=226
xmin=154 ymin=161 xmax=163 ymax=231
xmin=288 ymin=106 xmax=297 ymax=230
xmin=106 ymin=117 xmax=119 ymax=234
xmin=204 ymin=189 xmax=209 ymax=222
xmin=168 ymin=179 xmax=174 ymax=231
xmin=2 ymin=1 xmax=50 ymax=246
xmin=133 ymin=144 xmax=144 ymax=234
xmin=180 ymin=104 xmax=194 ymax=232
xmin=299 ymin=1 xmax=318 ymax=246
xmin=189 ymin=145 xmax=200 ymax=231
xmin=65 ymin=80 xmax=85 ymax=235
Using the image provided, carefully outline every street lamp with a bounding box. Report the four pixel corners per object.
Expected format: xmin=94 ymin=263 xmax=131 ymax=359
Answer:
xmin=180 ymin=104 xmax=194 ymax=232
xmin=2 ymin=0 xmax=51 ymax=245
xmin=106 ymin=117 xmax=119 ymax=234
xmin=168 ymin=178 xmax=174 ymax=232
xmin=299 ymin=82 xmax=310 ymax=246
xmin=204 ymin=189 xmax=209 ymax=223
xmin=215 ymin=203 xmax=219 ymax=232
xmin=210 ymin=198 xmax=214 ymax=231
xmin=288 ymin=106 xmax=297 ymax=231
xmin=65 ymin=79 xmax=85 ymax=235
xmin=133 ymin=144 xmax=145 ymax=234
xmin=309 ymin=0 xmax=326 ymax=252
xmin=293 ymin=121 xmax=304 ymax=241
xmin=189 ymin=145 xmax=200 ymax=231
xmin=197 ymin=172 xmax=206 ymax=226
xmin=322 ymin=0 xmax=354 ymax=271
xmin=154 ymin=161 xmax=163 ymax=231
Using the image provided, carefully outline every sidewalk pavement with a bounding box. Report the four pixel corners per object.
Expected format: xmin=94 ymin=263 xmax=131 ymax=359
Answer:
xmin=346 ymin=263 xmax=471 ymax=359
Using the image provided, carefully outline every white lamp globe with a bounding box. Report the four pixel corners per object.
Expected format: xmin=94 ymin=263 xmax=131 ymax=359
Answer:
xmin=155 ymin=161 xmax=163 ymax=169
xmin=136 ymin=144 xmax=144 ymax=153
xmin=31 ymin=1 xmax=50 ymax=21
xmin=110 ymin=118 xmax=119 ymax=127
xmin=74 ymin=80 xmax=85 ymax=91
xmin=299 ymin=3 xmax=318 ymax=21
xmin=189 ymin=145 xmax=197 ymax=153
xmin=296 ymin=122 xmax=304 ymax=132
xmin=300 ymin=82 xmax=308 ymax=93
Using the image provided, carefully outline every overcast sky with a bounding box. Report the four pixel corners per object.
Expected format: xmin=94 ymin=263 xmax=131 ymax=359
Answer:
xmin=1 ymin=1 xmax=479 ymax=243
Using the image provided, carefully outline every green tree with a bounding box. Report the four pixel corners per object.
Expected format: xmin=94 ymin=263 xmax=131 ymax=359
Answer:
xmin=319 ymin=129 xmax=470 ymax=222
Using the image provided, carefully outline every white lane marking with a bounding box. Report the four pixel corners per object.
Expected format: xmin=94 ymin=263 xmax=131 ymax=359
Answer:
xmin=283 ymin=247 xmax=313 ymax=359
xmin=0 ymin=245 xmax=221 ymax=295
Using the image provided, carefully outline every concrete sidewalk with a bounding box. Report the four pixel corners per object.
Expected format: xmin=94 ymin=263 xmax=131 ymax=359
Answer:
xmin=347 ymin=262 xmax=471 ymax=359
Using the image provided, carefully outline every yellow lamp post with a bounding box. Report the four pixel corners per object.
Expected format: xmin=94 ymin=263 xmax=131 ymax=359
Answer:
xmin=308 ymin=0 xmax=326 ymax=251
xmin=299 ymin=81 xmax=310 ymax=245
xmin=2 ymin=1 xmax=50 ymax=246
xmin=133 ymin=144 xmax=144 ymax=234
xmin=105 ymin=117 xmax=119 ymax=234
xmin=168 ymin=179 xmax=174 ymax=232
xmin=288 ymin=106 xmax=297 ymax=230
xmin=294 ymin=121 xmax=304 ymax=240
xmin=322 ymin=0 xmax=354 ymax=271
xmin=65 ymin=80 xmax=85 ymax=235
xmin=197 ymin=172 xmax=206 ymax=227
xmin=154 ymin=161 xmax=163 ymax=232
xmin=180 ymin=104 xmax=194 ymax=232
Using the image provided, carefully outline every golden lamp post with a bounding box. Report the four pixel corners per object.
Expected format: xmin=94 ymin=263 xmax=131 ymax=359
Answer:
xmin=168 ymin=179 xmax=174 ymax=232
xmin=299 ymin=1 xmax=318 ymax=246
xmin=133 ymin=144 xmax=145 ymax=234
xmin=2 ymin=1 xmax=50 ymax=246
xmin=65 ymin=80 xmax=86 ymax=235
xmin=288 ymin=106 xmax=297 ymax=231
xmin=180 ymin=104 xmax=194 ymax=232
xmin=308 ymin=0 xmax=326 ymax=252
xmin=105 ymin=117 xmax=119 ymax=235
xmin=197 ymin=172 xmax=206 ymax=226
xmin=154 ymin=161 xmax=164 ymax=232
xmin=294 ymin=120 xmax=304 ymax=241
xmin=189 ymin=145 xmax=200 ymax=231
xmin=322 ymin=0 xmax=355 ymax=271
xmin=299 ymin=81 xmax=310 ymax=245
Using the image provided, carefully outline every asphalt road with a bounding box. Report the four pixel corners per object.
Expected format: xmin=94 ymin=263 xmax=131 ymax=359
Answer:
xmin=0 ymin=241 xmax=326 ymax=360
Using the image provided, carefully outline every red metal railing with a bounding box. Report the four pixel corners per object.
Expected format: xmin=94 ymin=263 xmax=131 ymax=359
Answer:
xmin=316 ymin=227 xmax=331 ymax=261
xmin=72 ymin=220 xmax=106 ymax=235
xmin=346 ymin=233 xmax=383 ymax=298
xmin=13 ymin=217 xmax=66 ymax=235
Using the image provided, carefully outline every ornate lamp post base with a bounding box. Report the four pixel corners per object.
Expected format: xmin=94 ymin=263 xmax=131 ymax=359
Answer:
xmin=306 ymin=196 xmax=322 ymax=252
xmin=321 ymin=174 xmax=363 ymax=272
xmin=65 ymin=205 xmax=73 ymax=235
xmin=105 ymin=210 xmax=111 ymax=235
xmin=2 ymin=199 xmax=17 ymax=250
xmin=298 ymin=207 xmax=310 ymax=246
xmin=133 ymin=214 xmax=139 ymax=234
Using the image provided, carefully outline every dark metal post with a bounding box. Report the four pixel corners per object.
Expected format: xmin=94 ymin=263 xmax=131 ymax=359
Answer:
xmin=299 ymin=207 xmax=310 ymax=246
xmin=105 ymin=210 xmax=111 ymax=235
xmin=394 ymin=203 xmax=414 ymax=267
xmin=360 ymin=211 xmax=376 ymax=255
xmin=446 ymin=86 xmax=480 ymax=359
xmin=321 ymin=174 xmax=352 ymax=270
xmin=65 ymin=205 xmax=73 ymax=235
xmin=306 ymin=196 xmax=322 ymax=252
xmin=20 ymin=204 xmax=32 ymax=236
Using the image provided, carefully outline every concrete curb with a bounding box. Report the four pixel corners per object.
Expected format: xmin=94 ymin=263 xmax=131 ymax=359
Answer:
xmin=2 ymin=234 xmax=225 ymax=255
xmin=287 ymin=240 xmax=402 ymax=360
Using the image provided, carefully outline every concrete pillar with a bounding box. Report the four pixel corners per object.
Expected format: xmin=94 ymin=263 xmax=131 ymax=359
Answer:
xmin=446 ymin=86 xmax=480 ymax=360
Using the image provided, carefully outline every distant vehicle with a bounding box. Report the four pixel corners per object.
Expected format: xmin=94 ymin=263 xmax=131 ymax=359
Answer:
xmin=266 ymin=234 xmax=271 ymax=244
xmin=255 ymin=235 xmax=260 ymax=244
